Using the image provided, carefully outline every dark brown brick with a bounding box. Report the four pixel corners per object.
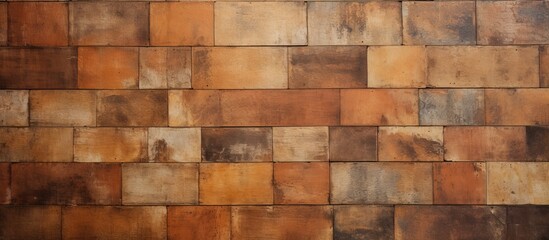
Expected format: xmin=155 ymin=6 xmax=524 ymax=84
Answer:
xmin=168 ymin=206 xmax=230 ymax=240
xmin=0 ymin=163 xmax=9 ymax=204
xmin=507 ymin=206 xmax=549 ymax=240
xmin=330 ymin=127 xmax=377 ymax=162
xmin=202 ymin=128 xmax=272 ymax=162
xmin=334 ymin=206 xmax=394 ymax=240
xmin=0 ymin=4 xmax=5 ymax=45
xmin=97 ymin=90 xmax=168 ymax=127
xmin=526 ymin=126 xmax=549 ymax=161
xmin=0 ymin=128 xmax=73 ymax=162
xmin=0 ymin=206 xmax=61 ymax=240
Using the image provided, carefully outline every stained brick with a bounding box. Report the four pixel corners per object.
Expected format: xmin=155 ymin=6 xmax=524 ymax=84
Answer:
xmin=150 ymin=2 xmax=213 ymax=46
xmin=78 ymin=47 xmax=138 ymax=89
xmin=168 ymin=90 xmax=221 ymax=126
xmin=8 ymin=2 xmax=68 ymax=46
xmin=526 ymin=126 xmax=549 ymax=161
xmin=0 ymin=128 xmax=73 ymax=162
xmin=274 ymin=162 xmax=329 ymax=204
xmin=74 ymin=128 xmax=147 ymax=162
xmin=330 ymin=127 xmax=377 ymax=162
xmin=273 ymin=127 xmax=328 ymax=162
xmin=367 ymin=46 xmax=426 ymax=88
xmin=0 ymin=90 xmax=28 ymax=126
xmin=419 ymin=89 xmax=484 ymax=125
xmin=542 ymin=46 xmax=549 ymax=87
xmin=139 ymin=47 xmax=191 ymax=89
xmin=30 ymin=90 xmax=96 ymax=126
xmin=148 ymin=128 xmax=201 ymax=163
xmin=202 ymin=128 xmax=272 ymax=162
xmin=11 ymin=163 xmax=121 ymax=205
xmin=334 ymin=206 xmax=394 ymax=240
xmin=486 ymin=89 xmax=549 ymax=125
xmin=215 ymin=2 xmax=306 ymax=45
xmin=434 ymin=162 xmax=486 ymax=205
xmin=168 ymin=206 xmax=231 ymax=240
xmin=0 ymin=206 xmax=61 ymax=240
xmin=0 ymin=4 xmax=5 ymax=45
xmin=378 ymin=127 xmax=443 ymax=161
xmin=487 ymin=162 xmax=549 ymax=204
xmin=507 ymin=206 xmax=549 ymax=240
xmin=97 ymin=90 xmax=167 ymax=127
xmin=0 ymin=163 xmax=9 ymax=204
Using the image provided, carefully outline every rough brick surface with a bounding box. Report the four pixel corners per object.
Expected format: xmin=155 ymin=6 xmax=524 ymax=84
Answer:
xmin=78 ymin=47 xmax=139 ymax=89
xmin=334 ymin=206 xmax=394 ymax=240
xmin=168 ymin=206 xmax=231 ymax=240
xmin=139 ymin=47 xmax=191 ymax=89
xmin=419 ymin=89 xmax=484 ymax=125
xmin=368 ymin=46 xmax=426 ymax=88
xmin=274 ymin=162 xmax=329 ymax=204
xmin=378 ymin=127 xmax=443 ymax=161
xmin=150 ymin=3 xmax=213 ymax=46
xmin=0 ymin=163 xmax=9 ymax=204
xmin=542 ymin=46 xmax=549 ymax=87
xmin=0 ymin=90 xmax=28 ymax=126
xmin=273 ymin=127 xmax=328 ymax=162
xmin=434 ymin=162 xmax=486 ymax=204
xmin=148 ymin=128 xmax=201 ymax=162
xmin=202 ymin=128 xmax=272 ymax=162
xmin=330 ymin=127 xmax=377 ymax=162
xmin=0 ymin=128 xmax=73 ymax=162
xmin=97 ymin=90 xmax=167 ymax=126
xmin=30 ymin=90 xmax=96 ymax=126
xmin=341 ymin=89 xmax=418 ymax=125
xmin=0 ymin=206 xmax=61 ymax=240
xmin=8 ymin=2 xmax=68 ymax=46
xmin=74 ymin=128 xmax=147 ymax=162
xmin=487 ymin=162 xmax=549 ymax=204
xmin=485 ymin=89 xmax=549 ymax=125
xmin=0 ymin=4 xmax=5 ymax=45
xmin=507 ymin=206 xmax=549 ymax=240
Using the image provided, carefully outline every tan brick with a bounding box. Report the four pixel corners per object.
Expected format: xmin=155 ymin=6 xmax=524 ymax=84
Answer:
xmin=334 ymin=206 xmax=394 ymax=240
xmin=215 ymin=2 xmax=306 ymax=45
xmin=486 ymin=89 xmax=549 ymax=125
xmin=168 ymin=90 xmax=221 ymax=126
xmin=168 ymin=206 xmax=230 ymax=240
xmin=232 ymin=206 xmax=333 ymax=240
xmin=97 ymin=90 xmax=167 ymax=127
xmin=30 ymin=90 xmax=95 ymax=126
xmin=202 ymin=128 xmax=272 ymax=162
xmin=0 ymin=90 xmax=28 ymax=126
xmin=0 ymin=4 xmax=5 ymax=45
xmin=419 ymin=89 xmax=484 ymax=125
xmin=274 ymin=162 xmax=329 ymax=204
xmin=507 ymin=206 xmax=549 ymax=240
xmin=330 ymin=127 xmax=377 ymax=162
xmin=488 ymin=162 xmax=549 ymax=204
xmin=0 ymin=128 xmax=72 ymax=162
xmin=193 ymin=47 xmax=287 ymax=89
xmin=341 ymin=89 xmax=418 ymax=125
xmin=379 ymin=127 xmax=443 ymax=161
xmin=74 ymin=128 xmax=147 ymax=162
xmin=368 ymin=46 xmax=426 ymax=88
xmin=542 ymin=46 xmax=549 ymax=87
xmin=427 ymin=46 xmax=539 ymax=87
xmin=0 ymin=206 xmax=61 ymax=240
xmin=78 ymin=47 xmax=138 ymax=89
xmin=273 ymin=127 xmax=328 ymax=162
xmin=148 ymin=128 xmax=200 ymax=163
xmin=8 ymin=3 xmax=67 ymax=46
xmin=526 ymin=126 xmax=549 ymax=161
xmin=434 ymin=162 xmax=486 ymax=205
xmin=308 ymin=2 xmax=401 ymax=45
xmin=199 ymin=163 xmax=273 ymax=205
xmin=0 ymin=163 xmax=9 ymax=204
xmin=139 ymin=47 xmax=191 ymax=89
xmin=150 ymin=2 xmax=213 ymax=46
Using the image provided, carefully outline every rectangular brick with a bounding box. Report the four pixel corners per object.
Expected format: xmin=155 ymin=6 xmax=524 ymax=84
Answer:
xmin=168 ymin=206 xmax=230 ymax=240
xmin=334 ymin=206 xmax=394 ymax=240
xmin=168 ymin=90 xmax=221 ymax=126
xmin=78 ymin=47 xmax=138 ymax=89
xmin=97 ymin=90 xmax=167 ymax=126
xmin=542 ymin=46 xmax=549 ymax=87
xmin=232 ymin=206 xmax=332 ymax=240
xmin=0 ymin=48 xmax=76 ymax=89
xmin=427 ymin=46 xmax=539 ymax=87
xmin=419 ymin=89 xmax=484 ymax=125
xmin=0 ymin=4 xmax=5 ymax=45
xmin=330 ymin=127 xmax=377 ymax=162
xmin=74 ymin=128 xmax=147 ymax=162
xmin=341 ymin=89 xmax=418 ymax=125
xmin=8 ymin=2 xmax=68 ymax=46
xmin=289 ymin=46 xmax=367 ymax=88
xmin=150 ymin=2 xmax=213 ymax=46
xmin=192 ymin=47 xmax=287 ymax=89
xmin=331 ymin=163 xmax=432 ymax=204
xmin=0 ymin=206 xmax=61 ymax=240
xmin=11 ymin=163 xmax=121 ymax=205
xmin=202 ymin=128 xmax=272 ymax=162
xmin=30 ymin=90 xmax=96 ymax=126
xmin=274 ymin=162 xmax=329 ymax=204
xmin=139 ymin=47 xmax=191 ymax=89
xmin=0 ymin=163 xmax=9 ymax=204
xmin=526 ymin=126 xmax=549 ymax=161
xmin=487 ymin=162 xmax=549 ymax=204
xmin=215 ymin=2 xmax=306 ymax=45
xmin=148 ymin=128 xmax=201 ymax=162
xmin=69 ymin=2 xmax=148 ymax=45
xmin=273 ymin=127 xmax=328 ymax=162
xmin=368 ymin=46 xmax=426 ymax=88
xmin=0 ymin=128 xmax=73 ymax=162
xmin=199 ymin=163 xmax=273 ymax=205
xmin=308 ymin=2 xmax=401 ymax=45
xmin=507 ymin=206 xmax=549 ymax=240
xmin=434 ymin=162 xmax=486 ymax=205
xmin=379 ymin=127 xmax=443 ymax=161
xmin=486 ymin=89 xmax=549 ymax=125
xmin=0 ymin=90 xmax=28 ymax=126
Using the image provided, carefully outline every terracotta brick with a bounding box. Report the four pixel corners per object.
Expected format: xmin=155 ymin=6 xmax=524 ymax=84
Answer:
xmin=74 ymin=128 xmax=147 ymax=162
xmin=478 ymin=1 xmax=549 ymax=45
xmin=122 ymin=163 xmax=198 ymax=205
xmin=11 ymin=163 xmax=121 ymax=205
xmin=199 ymin=163 xmax=273 ymax=205
xmin=334 ymin=206 xmax=394 ymax=240
xmin=419 ymin=89 xmax=484 ymax=125
xmin=168 ymin=90 xmax=221 ymax=126
xmin=232 ymin=206 xmax=333 ymax=240
xmin=0 ymin=4 xmax=5 ymax=45
xmin=403 ymin=2 xmax=475 ymax=45
xmin=487 ymin=162 xmax=549 ymax=204
xmin=0 ymin=206 xmax=61 ymax=240
xmin=78 ymin=47 xmax=138 ymax=89
xmin=0 ymin=90 xmax=28 ymax=126
xmin=202 ymin=128 xmax=272 ymax=162
xmin=395 ymin=206 xmax=506 ymax=240
xmin=507 ymin=206 xmax=549 ymax=240
xmin=486 ymin=89 xmax=549 ymax=125
xmin=331 ymin=163 xmax=432 ymax=204
xmin=0 ymin=163 xmax=9 ymax=204
xmin=8 ymin=2 xmax=68 ymax=46
xmin=30 ymin=90 xmax=96 ymax=126
xmin=542 ymin=46 xmax=549 ymax=87
xmin=330 ymin=127 xmax=377 ymax=162
xmin=379 ymin=127 xmax=443 ymax=161
xmin=150 ymin=2 xmax=213 ymax=46
xmin=427 ymin=46 xmax=539 ymax=87
xmin=308 ymin=2 xmax=401 ymax=45
xmin=168 ymin=206 xmax=230 ymax=240
xmin=0 ymin=48 xmax=77 ymax=89
xmin=193 ymin=47 xmax=287 ymax=89
xmin=526 ymin=126 xmax=549 ymax=161
xmin=341 ymin=89 xmax=418 ymax=125
xmin=0 ymin=128 xmax=73 ymax=162
xmin=97 ymin=90 xmax=168 ymax=127
xmin=273 ymin=127 xmax=328 ymax=162
xmin=63 ymin=207 xmax=166 ymax=240
xmin=368 ymin=46 xmax=426 ymax=88
xmin=274 ymin=162 xmax=329 ymax=204
xmin=148 ymin=128 xmax=201 ymax=163
xmin=215 ymin=2 xmax=306 ymax=45
xmin=288 ymin=46 xmax=367 ymax=88
xmin=69 ymin=2 xmax=148 ymax=46
xmin=139 ymin=47 xmax=191 ymax=89
xmin=434 ymin=162 xmax=486 ymax=205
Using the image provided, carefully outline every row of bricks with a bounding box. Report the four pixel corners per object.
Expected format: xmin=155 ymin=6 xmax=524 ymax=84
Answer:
xmin=1 ymin=46 xmax=549 ymax=89
xmin=0 ymin=162 xmax=548 ymax=205
xmin=0 ymin=2 xmax=549 ymax=46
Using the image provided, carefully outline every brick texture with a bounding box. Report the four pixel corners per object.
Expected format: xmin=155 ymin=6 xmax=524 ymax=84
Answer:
xmin=168 ymin=206 xmax=230 ymax=240
xmin=274 ymin=162 xmax=329 ymax=204
xmin=0 ymin=206 xmax=61 ymax=240
xmin=30 ymin=90 xmax=96 ymax=126
xmin=334 ymin=206 xmax=394 ymax=240
xmin=78 ymin=47 xmax=139 ymax=89
xmin=139 ymin=47 xmax=191 ymax=89
xmin=0 ymin=90 xmax=28 ymax=126
xmin=202 ymin=127 xmax=272 ymax=162
xmin=150 ymin=2 xmax=213 ymax=46
xmin=0 ymin=128 xmax=73 ymax=162
xmin=341 ymin=89 xmax=418 ymax=125
xmin=8 ymin=2 xmax=68 ymax=46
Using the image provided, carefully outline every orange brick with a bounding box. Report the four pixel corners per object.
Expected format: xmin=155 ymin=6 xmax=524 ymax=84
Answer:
xmin=507 ymin=206 xmax=549 ymax=240
xmin=97 ymin=90 xmax=167 ymax=127
xmin=0 ymin=128 xmax=73 ymax=162
xmin=341 ymin=89 xmax=418 ymax=125
xmin=486 ymin=89 xmax=549 ymax=125
xmin=8 ymin=2 xmax=68 ymax=46
xmin=0 ymin=4 xmax=5 ymax=45
xmin=419 ymin=89 xmax=484 ymax=125
xmin=30 ymin=90 xmax=96 ymax=126
xmin=379 ymin=127 xmax=443 ymax=161
xmin=487 ymin=162 xmax=549 ymax=204
xmin=192 ymin=47 xmax=287 ymax=89
xmin=202 ymin=128 xmax=272 ymax=162
xmin=334 ymin=206 xmax=394 ymax=240
xmin=148 ymin=128 xmax=201 ymax=162
xmin=168 ymin=90 xmax=222 ymax=126
xmin=434 ymin=162 xmax=486 ymax=204
xmin=542 ymin=46 xmax=549 ymax=87
xmin=330 ymin=127 xmax=377 ymax=162
xmin=368 ymin=46 xmax=426 ymax=88
xmin=273 ymin=127 xmax=328 ymax=162
xmin=150 ymin=3 xmax=213 ymax=46
xmin=0 ymin=206 xmax=61 ymax=240
xmin=0 ymin=163 xmax=9 ymax=204
xmin=199 ymin=163 xmax=273 ymax=205
xmin=74 ymin=128 xmax=147 ymax=162
xmin=168 ymin=206 xmax=230 ymax=240
xmin=274 ymin=162 xmax=329 ymax=204
xmin=0 ymin=90 xmax=28 ymax=126
xmin=139 ymin=47 xmax=191 ymax=89
xmin=78 ymin=47 xmax=138 ymax=89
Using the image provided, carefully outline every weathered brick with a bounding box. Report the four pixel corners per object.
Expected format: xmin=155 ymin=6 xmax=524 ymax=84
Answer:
xmin=289 ymin=46 xmax=367 ymax=88
xmin=478 ymin=1 xmax=549 ymax=45
xmin=379 ymin=127 xmax=443 ymax=161
xmin=139 ymin=47 xmax=191 ymax=89
xmin=368 ymin=46 xmax=426 ymax=88
xmin=168 ymin=206 xmax=230 ymax=240
xmin=0 ymin=128 xmax=72 ymax=162
xmin=202 ymin=128 xmax=272 ymax=162
xmin=486 ymin=89 xmax=549 ymax=125
xmin=273 ymin=127 xmax=328 ymax=162
xmin=168 ymin=90 xmax=222 ymax=126
xmin=0 ymin=163 xmax=9 ymax=204
xmin=69 ymin=2 xmax=148 ymax=45
xmin=330 ymin=127 xmax=377 ymax=162
xmin=419 ymin=89 xmax=484 ymax=125
xmin=192 ymin=47 xmax=287 ymax=89
xmin=0 ymin=90 xmax=28 ymax=126
xmin=274 ymin=162 xmax=329 ymax=204
xmin=63 ymin=207 xmax=166 ymax=240
xmin=150 ymin=2 xmax=213 ymax=46
xmin=526 ymin=126 xmax=549 ymax=161
xmin=331 ymin=163 xmax=432 ymax=204
xmin=148 ymin=128 xmax=201 ymax=162
xmin=434 ymin=162 xmax=486 ymax=205
xmin=11 ymin=163 xmax=121 ymax=205
xmin=30 ymin=90 xmax=96 ymax=126
xmin=427 ymin=46 xmax=539 ymax=87
xmin=308 ymin=2 xmax=401 ymax=45
xmin=507 ymin=206 xmax=549 ymax=240
xmin=215 ymin=2 xmax=306 ymax=45
xmin=232 ymin=206 xmax=333 ymax=240
xmin=8 ymin=2 xmax=68 ymax=46
xmin=78 ymin=47 xmax=138 ymax=89
xmin=487 ymin=162 xmax=549 ymax=204
xmin=0 ymin=206 xmax=61 ymax=240
xmin=199 ymin=163 xmax=273 ymax=205
xmin=122 ymin=163 xmax=198 ymax=205
xmin=0 ymin=4 xmax=5 ymax=45
xmin=542 ymin=46 xmax=549 ymax=87
xmin=341 ymin=89 xmax=418 ymax=125
xmin=74 ymin=128 xmax=147 ymax=162
xmin=334 ymin=206 xmax=394 ymax=240
xmin=97 ymin=90 xmax=167 ymax=126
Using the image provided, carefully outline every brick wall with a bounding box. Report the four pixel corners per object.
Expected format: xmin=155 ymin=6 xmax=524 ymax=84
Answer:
xmin=0 ymin=1 xmax=548 ymax=240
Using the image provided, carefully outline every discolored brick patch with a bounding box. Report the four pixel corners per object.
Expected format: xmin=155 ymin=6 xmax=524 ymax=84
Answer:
xmin=150 ymin=2 xmax=213 ymax=46
xmin=0 ymin=128 xmax=73 ymax=162
xmin=334 ymin=205 xmax=394 ymax=240
xmin=341 ymin=89 xmax=418 ymax=125
xmin=0 ymin=4 xmax=5 ymax=45
xmin=367 ymin=46 xmax=426 ymax=88
xmin=274 ymin=162 xmax=329 ymax=204
xmin=542 ymin=46 xmax=549 ymax=87
xmin=0 ymin=206 xmax=61 ymax=240
xmin=507 ymin=206 xmax=549 ymax=240
xmin=434 ymin=162 xmax=486 ymax=204
xmin=0 ymin=90 xmax=28 ymax=126
xmin=168 ymin=206 xmax=231 ymax=240
xmin=168 ymin=90 xmax=222 ymax=127
xmin=74 ymin=128 xmax=147 ymax=162
xmin=330 ymin=127 xmax=377 ymax=162
xmin=419 ymin=89 xmax=485 ymax=125
xmin=8 ymin=2 xmax=68 ymax=46
xmin=526 ymin=126 xmax=549 ymax=161
xmin=0 ymin=163 xmax=9 ymax=204
xmin=202 ymin=128 xmax=272 ymax=162
xmin=30 ymin=90 xmax=96 ymax=126
xmin=148 ymin=128 xmax=201 ymax=163
xmin=378 ymin=127 xmax=443 ymax=161
xmin=139 ymin=47 xmax=191 ymax=89
xmin=97 ymin=90 xmax=168 ymax=126
xmin=77 ymin=47 xmax=139 ymax=89
xmin=487 ymin=162 xmax=549 ymax=204
xmin=273 ymin=127 xmax=328 ymax=162
xmin=485 ymin=89 xmax=549 ymax=125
